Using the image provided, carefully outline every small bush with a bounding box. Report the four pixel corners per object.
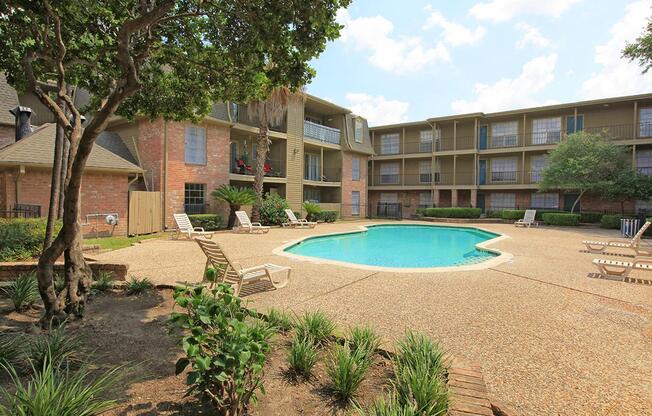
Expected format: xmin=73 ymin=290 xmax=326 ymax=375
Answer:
xmin=267 ymin=308 xmax=293 ymax=333
xmin=2 ymin=271 xmax=39 ymax=311
xmin=303 ymin=202 xmax=322 ymax=222
xmin=188 ymin=214 xmax=223 ymax=231
xmin=312 ymin=210 xmax=338 ymax=223
xmin=359 ymin=394 xmax=421 ymax=415
xmin=326 ymin=342 xmax=370 ymax=402
xmin=0 ymin=218 xmax=61 ymax=262
xmin=421 ymin=208 xmax=481 ymax=219
xmin=294 ymin=311 xmax=336 ymax=347
xmin=534 ymin=210 xmax=565 ymax=221
xmin=579 ymin=212 xmax=603 ymax=223
xmin=485 ymin=210 xmax=503 ymax=219
xmin=92 ymin=271 xmax=114 ymax=294
xmin=125 ymin=277 xmax=153 ymax=295
xmin=287 ymin=335 xmax=318 ymax=379
xmin=0 ymin=333 xmax=24 ymax=368
xmin=501 ymin=210 xmax=526 ymax=220
xmin=349 ymin=326 xmax=381 ymax=363
xmin=28 ymin=325 xmax=83 ymax=370
xmin=600 ymin=214 xmax=631 ymax=229
xmin=259 ymin=193 xmax=290 ymax=226
xmin=542 ymin=213 xmax=580 ymax=226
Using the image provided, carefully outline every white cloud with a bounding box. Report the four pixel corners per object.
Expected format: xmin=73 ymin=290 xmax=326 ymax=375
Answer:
xmin=470 ymin=0 xmax=582 ymax=22
xmin=345 ymin=92 xmax=409 ymax=126
xmin=451 ymin=53 xmax=559 ymax=113
xmin=423 ymin=7 xmax=486 ymax=47
xmin=579 ymin=0 xmax=652 ymax=99
xmin=515 ymin=22 xmax=552 ymax=48
xmin=337 ymin=9 xmax=449 ymax=74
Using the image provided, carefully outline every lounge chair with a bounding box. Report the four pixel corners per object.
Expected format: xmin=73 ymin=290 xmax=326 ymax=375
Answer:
xmin=583 ymin=221 xmax=651 ymax=256
xmin=173 ymin=213 xmax=215 ymax=240
xmin=234 ymin=210 xmax=270 ymax=234
xmin=592 ymin=258 xmax=652 ymax=282
xmin=514 ymin=209 xmax=538 ymax=227
xmin=282 ymin=209 xmax=317 ymax=228
xmin=195 ymin=238 xmax=290 ymax=295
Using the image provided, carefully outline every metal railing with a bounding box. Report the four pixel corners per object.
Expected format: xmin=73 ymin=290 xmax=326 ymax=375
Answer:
xmin=230 ymin=158 xmax=285 ymax=177
xmin=373 ymin=203 xmax=402 ymax=219
xmin=303 ymin=120 xmax=341 ymax=145
xmin=304 ymin=167 xmax=341 ymax=182
xmin=0 ymin=204 xmax=41 ymax=219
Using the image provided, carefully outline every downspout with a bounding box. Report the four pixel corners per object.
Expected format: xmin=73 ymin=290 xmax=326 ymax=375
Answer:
xmin=163 ymin=120 xmax=169 ymax=230
xmin=15 ymin=165 xmax=25 ymax=204
xmin=128 ymin=172 xmax=139 ymax=188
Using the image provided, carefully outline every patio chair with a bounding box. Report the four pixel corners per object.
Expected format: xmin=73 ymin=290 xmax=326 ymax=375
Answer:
xmin=592 ymin=258 xmax=652 ymax=282
xmin=173 ymin=213 xmax=215 ymax=240
xmin=514 ymin=209 xmax=538 ymax=227
xmin=195 ymin=238 xmax=290 ymax=295
xmin=282 ymin=209 xmax=317 ymax=228
xmin=234 ymin=210 xmax=270 ymax=233
xmin=582 ymin=221 xmax=651 ymax=256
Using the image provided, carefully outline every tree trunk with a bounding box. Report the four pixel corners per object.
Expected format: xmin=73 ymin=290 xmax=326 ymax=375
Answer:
xmin=63 ymin=229 xmax=92 ymax=317
xmin=57 ymin=136 xmax=69 ymax=219
xmin=251 ymin=116 xmax=270 ymax=223
xmin=570 ymin=189 xmax=586 ymax=213
xmin=44 ymin=100 xmax=66 ymax=249
xmin=228 ymin=204 xmax=241 ymax=229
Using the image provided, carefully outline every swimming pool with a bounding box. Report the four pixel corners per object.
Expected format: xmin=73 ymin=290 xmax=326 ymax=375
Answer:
xmin=282 ymin=224 xmax=503 ymax=269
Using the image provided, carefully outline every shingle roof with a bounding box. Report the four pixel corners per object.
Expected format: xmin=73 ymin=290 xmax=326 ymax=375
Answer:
xmin=0 ymin=124 xmax=143 ymax=173
xmin=95 ymin=130 xmax=139 ymax=166
xmin=0 ymin=74 xmax=20 ymax=126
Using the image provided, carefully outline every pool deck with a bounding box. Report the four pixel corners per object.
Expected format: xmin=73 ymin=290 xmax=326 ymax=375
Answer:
xmin=97 ymin=220 xmax=652 ymax=415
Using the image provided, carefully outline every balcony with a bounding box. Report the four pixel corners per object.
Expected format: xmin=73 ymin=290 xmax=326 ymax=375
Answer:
xmin=303 ymin=120 xmax=341 ymax=145
xmin=304 ymin=167 xmax=341 ymax=183
xmin=480 ymin=170 xmax=544 ymax=185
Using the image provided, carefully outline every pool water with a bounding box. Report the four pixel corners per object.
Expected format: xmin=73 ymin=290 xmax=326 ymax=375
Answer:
xmin=284 ymin=224 xmax=499 ymax=268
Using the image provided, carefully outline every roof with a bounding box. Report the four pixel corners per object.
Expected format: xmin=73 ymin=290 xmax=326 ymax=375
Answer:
xmin=0 ymin=124 xmax=143 ymax=173
xmin=95 ymin=130 xmax=139 ymax=166
xmin=0 ymin=74 xmax=20 ymax=126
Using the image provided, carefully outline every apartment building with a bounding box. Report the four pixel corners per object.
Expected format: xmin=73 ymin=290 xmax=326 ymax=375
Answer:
xmin=369 ymin=94 xmax=652 ymax=218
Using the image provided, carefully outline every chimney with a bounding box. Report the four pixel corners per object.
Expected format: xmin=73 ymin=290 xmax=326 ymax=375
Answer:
xmin=9 ymin=106 xmax=33 ymax=141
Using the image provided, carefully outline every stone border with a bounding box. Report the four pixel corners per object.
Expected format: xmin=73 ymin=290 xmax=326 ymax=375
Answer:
xmin=0 ymin=260 xmax=128 ymax=281
xmin=273 ymin=222 xmax=513 ymax=273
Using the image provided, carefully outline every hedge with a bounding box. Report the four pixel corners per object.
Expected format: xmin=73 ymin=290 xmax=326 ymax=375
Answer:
xmin=501 ymin=210 xmax=526 ymax=220
xmin=486 ymin=210 xmax=504 ymax=219
xmin=542 ymin=213 xmax=580 ymax=226
xmin=421 ymin=207 xmax=482 ymax=219
xmin=188 ymin=214 xmax=223 ymax=231
xmin=579 ymin=212 xmax=603 ymax=223
xmin=0 ymin=218 xmax=60 ymax=262
xmin=534 ymin=210 xmax=566 ymax=221
xmin=599 ymin=214 xmax=634 ymax=229
xmin=311 ymin=210 xmax=338 ymax=223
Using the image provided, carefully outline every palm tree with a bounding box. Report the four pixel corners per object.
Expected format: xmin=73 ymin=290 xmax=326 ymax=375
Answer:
xmin=211 ymin=185 xmax=256 ymax=229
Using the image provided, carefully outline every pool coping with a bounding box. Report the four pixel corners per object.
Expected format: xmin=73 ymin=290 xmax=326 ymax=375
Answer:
xmin=272 ymin=222 xmax=513 ymax=273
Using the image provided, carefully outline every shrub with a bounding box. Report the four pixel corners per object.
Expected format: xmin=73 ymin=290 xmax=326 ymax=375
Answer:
xmin=170 ymin=283 xmax=273 ymax=414
xmin=579 ymin=212 xmax=603 ymax=223
xmin=0 ymin=218 xmax=61 ymax=262
xmin=311 ymin=210 xmax=338 ymax=223
xmin=600 ymin=214 xmax=629 ymax=229
xmin=125 ymin=277 xmax=153 ymax=295
xmin=420 ymin=208 xmax=481 ymax=219
xmin=0 ymin=333 xmax=24 ymax=368
xmin=358 ymin=393 xmax=421 ymax=416
xmin=486 ymin=210 xmax=504 ymax=219
xmin=534 ymin=210 xmax=564 ymax=221
xmin=287 ymin=335 xmax=318 ymax=379
xmin=28 ymin=325 xmax=83 ymax=370
xmin=501 ymin=210 xmax=526 ymax=220
xmin=92 ymin=271 xmax=114 ymax=294
xmin=188 ymin=214 xmax=223 ymax=231
xmin=294 ymin=311 xmax=336 ymax=347
xmin=303 ymin=202 xmax=322 ymax=222
xmin=259 ymin=193 xmax=290 ymax=225
xmin=349 ymin=325 xmax=381 ymax=363
xmin=267 ymin=308 xmax=293 ymax=333
xmin=415 ymin=208 xmax=426 ymax=216
xmin=326 ymin=342 xmax=370 ymax=402
xmin=542 ymin=213 xmax=580 ymax=226
xmin=2 ymin=271 xmax=39 ymax=311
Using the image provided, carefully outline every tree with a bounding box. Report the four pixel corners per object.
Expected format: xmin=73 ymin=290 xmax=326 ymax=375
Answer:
xmin=212 ymin=185 xmax=256 ymax=229
xmin=0 ymin=0 xmax=349 ymax=325
xmin=539 ymin=132 xmax=630 ymax=213
xmin=623 ymin=18 xmax=652 ymax=72
xmin=600 ymin=170 xmax=652 ymax=215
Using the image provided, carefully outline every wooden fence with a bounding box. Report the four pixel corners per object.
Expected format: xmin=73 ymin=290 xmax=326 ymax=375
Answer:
xmin=128 ymin=191 xmax=162 ymax=236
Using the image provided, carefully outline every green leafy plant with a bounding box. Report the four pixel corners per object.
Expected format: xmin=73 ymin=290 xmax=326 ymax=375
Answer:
xmin=326 ymin=342 xmax=370 ymax=402
xmin=0 ymin=218 xmax=61 ymax=262
xmin=501 ymin=210 xmax=526 ymax=220
xmin=92 ymin=271 xmax=115 ymax=294
xmin=287 ymin=335 xmax=318 ymax=379
xmin=259 ymin=193 xmax=290 ymax=225
xmin=542 ymin=213 xmax=580 ymax=226
xmin=170 ymin=283 xmax=273 ymax=414
xmin=579 ymin=212 xmax=604 ymax=223
xmin=0 ymin=334 xmax=24 ymax=368
xmin=267 ymin=308 xmax=293 ymax=333
xmin=311 ymin=210 xmax=339 ymax=222
xmin=212 ymin=185 xmax=257 ymax=229
xmin=600 ymin=214 xmax=635 ymax=229
xmin=357 ymin=393 xmax=421 ymax=416
xmin=28 ymin=325 xmax=83 ymax=371
xmin=125 ymin=277 xmax=153 ymax=295
xmin=2 ymin=271 xmax=39 ymax=311
xmin=188 ymin=214 xmax=223 ymax=231
xmin=294 ymin=311 xmax=336 ymax=347
xmin=303 ymin=202 xmax=322 ymax=222
xmin=349 ymin=325 xmax=381 ymax=363
xmin=420 ymin=208 xmax=481 ymax=219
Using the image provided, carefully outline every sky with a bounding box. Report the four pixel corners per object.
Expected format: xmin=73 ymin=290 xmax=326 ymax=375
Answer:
xmin=305 ymin=0 xmax=652 ymax=126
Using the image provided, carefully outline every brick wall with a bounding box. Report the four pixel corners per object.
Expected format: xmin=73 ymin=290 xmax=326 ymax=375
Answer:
xmin=340 ymin=152 xmax=368 ymax=217
xmin=0 ymin=125 xmax=13 ymax=149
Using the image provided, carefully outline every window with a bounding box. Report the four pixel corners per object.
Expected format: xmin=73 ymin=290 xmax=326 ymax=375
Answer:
xmin=419 ymin=160 xmax=432 ymax=184
xmin=491 ymin=158 xmax=517 ymax=182
xmin=380 ymin=163 xmax=400 ymax=184
xmin=640 ymin=108 xmax=652 ymax=137
xmin=304 ymin=153 xmax=321 ymax=181
xmin=532 ymin=117 xmax=561 ymax=144
xmin=184 ymin=183 xmax=206 ymax=214
xmin=637 ymin=149 xmax=652 ymax=175
xmin=380 ymin=193 xmax=398 ymax=203
xmin=490 ymin=193 xmax=516 ymax=210
xmin=530 ymin=155 xmax=548 ymax=183
xmin=380 ymin=133 xmax=399 ymax=155
xmin=566 ymin=115 xmax=584 ymax=134
xmin=531 ymin=193 xmax=559 ymax=209
xmin=185 ymin=126 xmax=206 ymax=164
xmin=351 ymin=191 xmax=360 ymax=215
xmin=419 ymin=192 xmax=432 ymax=208
xmin=354 ymin=118 xmax=363 ymax=143
xmin=352 ymin=156 xmax=360 ymax=181
xmin=419 ymin=130 xmax=433 ymax=152
xmin=304 ymin=188 xmax=321 ymax=203
xmin=635 ymin=199 xmax=652 ymax=213
xmin=491 ymin=121 xmax=518 ymax=148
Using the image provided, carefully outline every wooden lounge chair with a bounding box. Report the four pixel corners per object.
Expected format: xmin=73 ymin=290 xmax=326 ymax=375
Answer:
xmin=583 ymin=221 xmax=651 ymax=256
xmin=282 ymin=209 xmax=317 ymax=228
xmin=173 ymin=213 xmax=215 ymax=240
xmin=514 ymin=209 xmax=538 ymax=227
xmin=234 ymin=210 xmax=270 ymax=234
xmin=592 ymin=258 xmax=652 ymax=282
xmin=195 ymin=238 xmax=290 ymax=295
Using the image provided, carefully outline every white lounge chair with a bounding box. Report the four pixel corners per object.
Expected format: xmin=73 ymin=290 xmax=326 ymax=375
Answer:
xmin=592 ymin=258 xmax=652 ymax=282
xmin=173 ymin=213 xmax=215 ymax=240
xmin=583 ymin=221 xmax=651 ymax=256
xmin=282 ymin=209 xmax=317 ymax=228
xmin=195 ymin=238 xmax=290 ymax=295
xmin=234 ymin=210 xmax=270 ymax=234
xmin=514 ymin=210 xmax=538 ymax=227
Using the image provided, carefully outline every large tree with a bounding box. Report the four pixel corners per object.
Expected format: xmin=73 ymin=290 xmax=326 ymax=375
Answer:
xmin=623 ymin=17 xmax=652 ymax=72
xmin=539 ymin=132 xmax=630 ymax=213
xmin=0 ymin=0 xmax=349 ymax=326
xmin=600 ymin=170 xmax=652 ymax=215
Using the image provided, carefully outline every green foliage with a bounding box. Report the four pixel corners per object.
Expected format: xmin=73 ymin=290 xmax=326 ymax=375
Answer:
xmin=266 ymin=308 xmax=293 ymax=333
xmin=259 ymin=193 xmax=290 ymax=226
xmin=212 ymin=185 xmax=257 ymax=229
xmin=533 ymin=210 xmax=564 ymax=221
xmin=542 ymin=213 xmax=580 ymax=226
xmin=501 ymin=210 xmax=526 ymax=220
xmin=623 ymin=19 xmax=652 ymax=73
xmin=358 ymin=393 xmax=421 ymax=416
xmin=599 ymin=170 xmax=652 ymax=209
xmin=420 ymin=208 xmax=481 ymax=219
xmin=2 ymin=271 xmax=39 ymax=311
xmin=91 ymin=271 xmax=114 ymax=294
xmin=486 ymin=210 xmax=504 ymax=219
xmin=28 ymin=326 xmax=83 ymax=371
xmin=303 ymin=202 xmax=322 ymax=221
xmin=326 ymin=342 xmax=370 ymax=402
xmin=294 ymin=311 xmax=336 ymax=347
xmin=349 ymin=326 xmax=381 ymax=363
xmin=188 ymin=214 xmax=223 ymax=231
xmin=170 ymin=283 xmax=273 ymax=414
xmin=579 ymin=212 xmax=604 ymax=223
xmin=311 ymin=210 xmax=339 ymax=223
xmin=599 ymin=214 xmax=634 ymax=229
xmin=287 ymin=335 xmax=319 ymax=379
xmin=125 ymin=277 xmax=153 ymax=295
xmin=0 ymin=334 xmax=24 ymax=368
xmin=0 ymin=218 xmax=61 ymax=262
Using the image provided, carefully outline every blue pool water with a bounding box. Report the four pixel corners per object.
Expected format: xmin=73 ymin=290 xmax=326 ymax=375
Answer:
xmin=285 ymin=224 xmax=499 ymax=268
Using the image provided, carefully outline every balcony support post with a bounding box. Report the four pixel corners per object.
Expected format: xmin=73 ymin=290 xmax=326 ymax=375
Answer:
xmin=470 ymin=189 xmax=477 ymax=208
xmin=320 ymin=147 xmax=324 ymax=182
xmin=371 ymin=158 xmax=375 ymax=186
xmin=433 ymin=189 xmax=440 ymax=207
xmin=522 ymin=114 xmax=526 ymax=147
xmin=522 ymin=151 xmax=526 ymax=184
xmin=451 ymin=189 xmax=458 ymax=207
xmin=453 ymin=121 xmax=457 ymax=151
xmin=402 ymin=127 xmax=405 ymax=155
xmin=474 ymin=118 xmax=478 ymax=150
xmin=634 ymin=101 xmax=639 ymax=140
xmin=453 ymin=155 xmax=457 ymax=186
xmin=401 ymin=158 xmax=405 ymax=186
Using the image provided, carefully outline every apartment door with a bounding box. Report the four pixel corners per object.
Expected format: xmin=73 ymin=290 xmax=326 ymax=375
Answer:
xmin=479 ymin=125 xmax=488 ymax=149
xmin=563 ymin=193 xmax=581 ymax=212
xmin=478 ymin=160 xmax=487 ymax=185
xmin=476 ymin=193 xmax=485 ymax=213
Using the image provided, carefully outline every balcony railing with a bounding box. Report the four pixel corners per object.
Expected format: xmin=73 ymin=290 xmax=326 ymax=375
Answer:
xmin=370 ymin=172 xmax=476 ymax=186
xmin=304 ymin=167 xmax=341 ymax=182
xmin=303 ymin=120 xmax=341 ymax=145
xmin=230 ymin=157 xmax=285 ymax=177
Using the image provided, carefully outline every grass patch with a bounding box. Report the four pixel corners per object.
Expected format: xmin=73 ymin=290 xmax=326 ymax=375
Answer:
xmin=28 ymin=325 xmax=83 ymax=370
xmin=0 ymin=333 xmax=24 ymax=368
xmin=326 ymin=342 xmax=370 ymax=403
xmin=349 ymin=325 xmax=381 ymax=363
xmin=84 ymin=233 xmax=163 ymax=251
xmin=294 ymin=311 xmax=335 ymax=347
xmin=2 ymin=271 xmax=39 ymax=311
xmin=125 ymin=277 xmax=153 ymax=295
xmin=287 ymin=335 xmax=319 ymax=379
